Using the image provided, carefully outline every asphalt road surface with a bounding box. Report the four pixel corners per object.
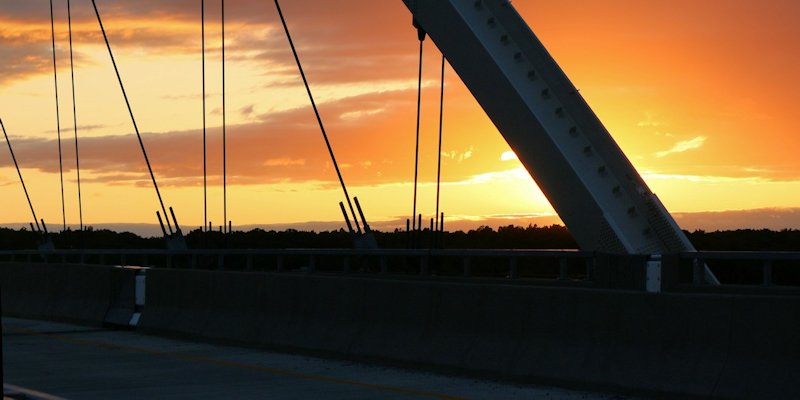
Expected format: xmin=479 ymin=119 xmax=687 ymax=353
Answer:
xmin=2 ymin=318 xmax=640 ymax=399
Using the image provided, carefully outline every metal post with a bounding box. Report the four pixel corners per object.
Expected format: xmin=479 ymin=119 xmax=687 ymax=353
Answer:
xmin=692 ymin=258 xmax=704 ymax=286
xmin=559 ymin=257 xmax=568 ymax=281
xmin=308 ymin=255 xmax=316 ymax=273
xmin=169 ymin=206 xmax=181 ymax=234
xmin=646 ymin=254 xmax=662 ymax=293
xmin=380 ymin=255 xmax=388 ymax=274
xmin=429 ymin=218 xmax=434 ymax=248
xmin=417 ymin=213 xmax=422 ymax=248
xmin=276 ymin=255 xmax=284 ymax=272
xmin=339 ymin=201 xmax=354 ymax=234
xmin=1 ymin=283 xmax=4 ymax=384
xmin=354 ymin=197 xmax=371 ymax=233
xmin=156 ymin=211 xmax=168 ymax=237
xmin=509 ymin=257 xmax=518 ymax=279
xmin=438 ymin=212 xmax=445 ymax=248
xmin=406 ymin=218 xmax=410 ymax=248
xmin=763 ymin=260 xmax=773 ymax=287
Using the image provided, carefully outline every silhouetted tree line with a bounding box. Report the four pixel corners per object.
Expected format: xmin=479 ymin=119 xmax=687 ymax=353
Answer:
xmin=686 ymin=229 xmax=800 ymax=251
xmin=1 ymin=225 xmax=800 ymax=251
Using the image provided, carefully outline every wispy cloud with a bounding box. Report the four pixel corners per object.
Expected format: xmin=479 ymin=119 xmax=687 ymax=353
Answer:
xmin=339 ymin=108 xmax=385 ymax=121
xmin=642 ymin=171 xmax=764 ymax=184
xmin=500 ymin=150 xmax=518 ymax=161
xmin=637 ymin=112 xmax=666 ymax=128
xmin=655 ymin=136 xmax=706 ymax=158
xmin=442 ymin=146 xmax=474 ymax=163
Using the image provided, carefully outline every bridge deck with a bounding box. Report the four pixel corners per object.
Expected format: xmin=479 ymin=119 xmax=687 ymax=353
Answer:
xmin=2 ymin=317 xmax=636 ymax=400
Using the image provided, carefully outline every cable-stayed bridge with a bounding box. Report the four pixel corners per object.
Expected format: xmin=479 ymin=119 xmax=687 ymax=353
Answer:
xmin=1 ymin=1 xmax=799 ymax=399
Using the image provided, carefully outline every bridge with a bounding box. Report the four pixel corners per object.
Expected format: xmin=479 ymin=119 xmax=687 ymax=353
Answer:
xmin=2 ymin=1 xmax=800 ymax=399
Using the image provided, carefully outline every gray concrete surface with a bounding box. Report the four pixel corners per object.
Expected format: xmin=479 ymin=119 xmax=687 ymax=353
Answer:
xmin=2 ymin=317 xmax=638 ymax=400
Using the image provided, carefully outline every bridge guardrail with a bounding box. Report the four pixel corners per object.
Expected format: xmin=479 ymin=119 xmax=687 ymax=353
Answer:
xmin=0 ymin=248 xmax=596 ymax=285
xmin=666 ymin=251 xmax=800 ymax=290
xmin=2 ymin=248 xmax=799 ymax=290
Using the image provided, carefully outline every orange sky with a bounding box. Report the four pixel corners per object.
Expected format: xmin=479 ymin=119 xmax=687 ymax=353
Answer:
xmin=1 ymin=0 xmax=799 ymax=233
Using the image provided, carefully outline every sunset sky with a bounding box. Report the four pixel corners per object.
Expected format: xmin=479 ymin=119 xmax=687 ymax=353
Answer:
xmin=1 ymin=0 xmax=799 ymax=234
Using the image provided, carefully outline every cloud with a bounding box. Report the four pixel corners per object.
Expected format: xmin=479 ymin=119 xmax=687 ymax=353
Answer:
xmin=262 ymin=158 xmax=305 ymax=167
xmin=500 ymin=150 xmax=518 ymax=161
xmin=673 ymin=208 xmax=800 ymax=232
xmin=0 ymin=1 xmax=420 ymax=87
xmin=642 ymin=172 xmax=764 ymax=184
xmin=655 ymin=136 xmax=706 ymax=158
xmin=340 ymin=108 xmax=385 ymax=121
xmin=240 ymin=104 xmax=256 ymax=118
xmin=47 ymin=124 xmax=113 ymax=134
xmin=636 ymin=112 xmax=666 ymax=128
xmin=0 ymin=88 xmax=501 ymax=188
xmin=442 ymin=146 xmax=475 ymax=163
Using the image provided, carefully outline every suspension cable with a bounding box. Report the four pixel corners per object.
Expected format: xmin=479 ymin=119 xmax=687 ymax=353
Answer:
xmin=222 ymin=0 xmax=227 ymax=233
xmin=434 ymin=55 xmax=445 ymax=232
xmin=90 ymin=0 xmax=172 ymax=233
xmin=1 ymin=119 xmax=41 ymax=232
xmin=202 ymin=0 xmax=207 ymax=231
xmin=67 ymin=0 xmax=83 ymax=232
xmin=50 ymin=0 xmax=66 ymax=232
xmin=412 ymin=24 xmax=425 ymax=232
xmin=274 ymin=0 xmax=361 ymax=234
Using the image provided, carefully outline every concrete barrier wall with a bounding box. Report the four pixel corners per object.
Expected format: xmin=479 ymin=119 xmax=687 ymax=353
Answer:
xmin=0 ymin=262 xmax=135 ymax=324
xmin=138 ymin=268 xmax=800 ymax=400
xmin=2 ymin=262 xmax=797 ymax=399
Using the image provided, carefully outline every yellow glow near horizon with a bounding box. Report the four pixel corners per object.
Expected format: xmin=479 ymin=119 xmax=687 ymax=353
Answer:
xmin=1 ymin=1 xmax=800 ymax=232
